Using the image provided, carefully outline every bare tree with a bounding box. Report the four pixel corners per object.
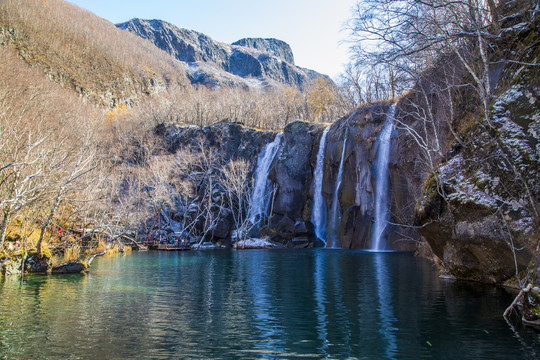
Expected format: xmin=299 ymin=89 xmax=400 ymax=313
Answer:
xmin=221 ymin=160 xmax=252 ymax=240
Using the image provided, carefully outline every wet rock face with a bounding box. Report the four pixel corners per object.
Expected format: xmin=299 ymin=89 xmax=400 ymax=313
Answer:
xmin=322 ymin=105 xmax=389 ymax=249
xmin=269 ymin=121 xmax=320 ymax=220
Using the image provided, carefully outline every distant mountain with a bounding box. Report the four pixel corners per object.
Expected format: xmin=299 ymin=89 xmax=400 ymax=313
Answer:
xmin=116 ymin=19 xmax=331 ymax=90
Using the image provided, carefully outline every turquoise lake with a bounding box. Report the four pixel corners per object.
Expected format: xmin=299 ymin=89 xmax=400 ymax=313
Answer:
xmin=1 ymin=249 xmax=539 ymax=359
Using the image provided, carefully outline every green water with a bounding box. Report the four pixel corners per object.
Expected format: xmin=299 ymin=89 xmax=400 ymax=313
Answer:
xmin=0 ymin=250 xmax=538 ymax=359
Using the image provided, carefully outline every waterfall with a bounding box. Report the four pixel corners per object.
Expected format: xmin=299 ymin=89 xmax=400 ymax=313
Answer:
xmin=249 ymin=133 xmax=283 ymax=224
xmin=326 ymin=129 xmax=348 ymax=248
xmin=371 ymin=104 xmax=396 ymax=251
xmin=311 ymin=126 xmax=330 ymax=244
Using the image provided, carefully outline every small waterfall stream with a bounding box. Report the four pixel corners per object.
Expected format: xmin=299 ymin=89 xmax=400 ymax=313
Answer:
xmin=311 ymin=126 xmax=330 ymax=244
xmin=249 ymin=133 xmax=283 ymax=224
xmin=371 ymin=104 xmax=396 ymax=251
xmin=326 ymin=129 xmax=348 ymax=248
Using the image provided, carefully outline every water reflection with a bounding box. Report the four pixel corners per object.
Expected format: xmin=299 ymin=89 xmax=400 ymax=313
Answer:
xmin=374 ymin=253 xmax=398 ymax=359
xmin=0 ymin=250 xmax=539 ymax=359
xmin=313 ymin=249 xmax=329 ymax=355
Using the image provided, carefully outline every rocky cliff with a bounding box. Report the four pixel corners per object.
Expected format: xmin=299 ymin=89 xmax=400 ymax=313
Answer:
xmin=148 ymin=103 xmax=419 ymax=252
xmin=414 ymin=62 xmax=540 ymax=283
xmin=232 ymin=38 xmax=295 ymax=64
xmin=116 ymin=18 xmax=331 ymax=90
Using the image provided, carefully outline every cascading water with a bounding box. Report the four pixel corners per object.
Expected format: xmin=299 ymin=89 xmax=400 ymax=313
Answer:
xmin=249 ymin=133 xmax=283 ymax=224
xmin=371 ymin=104 xmax=396 ymax=251
xmin=326 ymin=129 xmax=348 ymax=249
xmin=311 ymin=126 xmax=330 ymax=244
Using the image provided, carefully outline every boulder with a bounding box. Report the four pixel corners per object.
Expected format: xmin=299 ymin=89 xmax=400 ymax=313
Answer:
xmin=291 ymin=237 xmax=310 ymax=249
xmin=51 ymin=261 xmax=87 ymax=274
xmin=294 ymin=221 xmax=313 ymax=235
xmin=274 ymin=215 xmax=296 ymax=236
xmin=25 ymin=254 xmax=51 ymax=274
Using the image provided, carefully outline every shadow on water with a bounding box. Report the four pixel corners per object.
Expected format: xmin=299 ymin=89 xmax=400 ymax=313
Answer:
xmin=0 ymin=249 xmax=539 ymax=359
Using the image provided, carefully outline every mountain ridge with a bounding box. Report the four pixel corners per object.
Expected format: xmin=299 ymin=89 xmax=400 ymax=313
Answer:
xmin=116 ymin=18 xmax=332 ymax=90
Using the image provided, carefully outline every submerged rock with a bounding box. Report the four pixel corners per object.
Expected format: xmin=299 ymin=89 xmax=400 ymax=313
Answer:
xmin=522 ymin=286 xmax=540 ymax=329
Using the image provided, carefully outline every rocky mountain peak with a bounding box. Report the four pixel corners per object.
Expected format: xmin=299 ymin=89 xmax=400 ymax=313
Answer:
xmin=116 ymin=18 xmax=331 ymax=90
xmin=232 ymin=38 xmax=295 ymax=65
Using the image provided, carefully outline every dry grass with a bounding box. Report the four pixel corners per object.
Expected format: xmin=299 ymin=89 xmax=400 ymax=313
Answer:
xmin=0 ymin=0 xmax=190 ymax=107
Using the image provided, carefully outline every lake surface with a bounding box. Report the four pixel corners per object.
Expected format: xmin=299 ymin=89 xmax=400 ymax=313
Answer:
xmin=1 ymin=250 xmax=539 ymax=359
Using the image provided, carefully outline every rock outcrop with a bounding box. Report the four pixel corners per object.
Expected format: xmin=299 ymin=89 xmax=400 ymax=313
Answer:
xmin=51 ymin=261 xmax=87 ymax=274
xmin=116 ymin=18 xmax=331 ymax=90
xmin=232 ymin=38 xmax=295 ymax=64
xmin=414 ymin=67 xmax=540 ymax=283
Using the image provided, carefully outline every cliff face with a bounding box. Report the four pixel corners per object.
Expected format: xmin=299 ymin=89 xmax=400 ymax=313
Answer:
xmin=144 ymin=63 xmax=539 ymax=282
xmin=232 ymin=38 xmax=295 ymax=65
xmin=156 ymin=104 xmax=418 ymax=252
xmin=415 ymin=65 xmax=540 ymax=283
xmin=117 ymin=18 xmax=331 ymax=90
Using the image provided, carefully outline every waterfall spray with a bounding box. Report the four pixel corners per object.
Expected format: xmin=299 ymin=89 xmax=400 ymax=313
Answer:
xmin=311 ymin=126 xmax=330 ymax=244
xmin=371 ymin=104 xmax=396 ymax=251
xmin=326 ymin=128 xmax=348 ymax=248
xmin=249 ymin=133 xmax=283 ymax=224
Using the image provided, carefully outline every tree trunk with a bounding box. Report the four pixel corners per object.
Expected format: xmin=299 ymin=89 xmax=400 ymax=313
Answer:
xmin=0 ymin=211 xmax=10 ymax=250
xmin=486 ymin=0 xmax=501 ymax=34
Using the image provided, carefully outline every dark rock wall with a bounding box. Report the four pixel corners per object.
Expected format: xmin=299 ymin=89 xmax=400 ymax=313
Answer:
xmin=269 ymin=121 xmax=320 ymax=222
xmin=414 ymin=71 xmax=540 ymax=283
xmin=251 ymin=104 xmax=419 ymax=251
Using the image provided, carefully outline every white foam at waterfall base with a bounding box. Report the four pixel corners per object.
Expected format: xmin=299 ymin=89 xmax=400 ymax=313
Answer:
xmin=249 ymin=133 xmax=283 ymax=224
xmin=311 ymin=126 xmax=330 ymax=244
xmin=326 ymin=128 xmax=348 ymax=248
xmin=371 ymin=104 xmax=396 ymax=251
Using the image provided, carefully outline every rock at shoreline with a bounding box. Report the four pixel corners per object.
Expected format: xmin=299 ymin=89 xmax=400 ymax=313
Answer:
xmin=233 ymin=238 xmax=277 ymax=249
xmin=51 ymin=261 xmax=87 ymax=274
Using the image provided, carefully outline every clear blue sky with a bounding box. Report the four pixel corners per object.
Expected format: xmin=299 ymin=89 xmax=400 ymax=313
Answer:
xmin=67 ymin=0 xmax=356 ymax=79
